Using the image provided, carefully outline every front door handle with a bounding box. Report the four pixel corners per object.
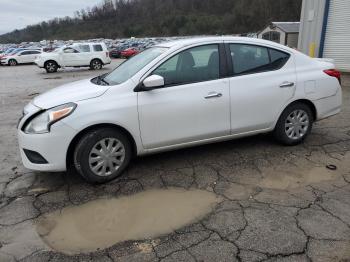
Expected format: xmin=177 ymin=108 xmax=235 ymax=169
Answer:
xmin=279 ymin=82 xmax=295 ymax=88
xmin=205 ymin=92 xmax=222 ymax=99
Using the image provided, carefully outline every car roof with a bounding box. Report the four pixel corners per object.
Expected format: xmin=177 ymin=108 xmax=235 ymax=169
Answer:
xmin=155 ymin=36 xmax=296 ymax=53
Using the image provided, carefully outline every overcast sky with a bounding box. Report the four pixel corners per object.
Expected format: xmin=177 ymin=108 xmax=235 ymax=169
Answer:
xmin=0 ymin=0 xmax=103 ymax=35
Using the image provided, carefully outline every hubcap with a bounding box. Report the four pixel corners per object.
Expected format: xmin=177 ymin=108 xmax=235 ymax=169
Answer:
xmin=88 ymin=138 xmax=125 ymax=177
xmin=93 ymin=61 xmax=101 ymax=69
xmin=47 ymin=63 xmax=56 ymax=72
xmin=285 ymin=109 xmax=309 ymax=140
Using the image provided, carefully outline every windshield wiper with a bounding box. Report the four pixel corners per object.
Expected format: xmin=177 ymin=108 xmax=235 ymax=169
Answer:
xmin=97 ymin=75 xmax=110 ymax=86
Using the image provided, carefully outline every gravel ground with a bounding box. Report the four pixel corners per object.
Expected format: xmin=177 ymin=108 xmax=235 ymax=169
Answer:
xmin=0 ymin=61 xmax=350 ymax=262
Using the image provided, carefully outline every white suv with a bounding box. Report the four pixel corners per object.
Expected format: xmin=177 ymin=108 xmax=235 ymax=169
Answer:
xmin=1 ymin=49 xmax=42 ymax=66
xmin=18 ymin=37 xmax=342 ymax=183
xmin=35 ymin=42 xmax=111 ymax=73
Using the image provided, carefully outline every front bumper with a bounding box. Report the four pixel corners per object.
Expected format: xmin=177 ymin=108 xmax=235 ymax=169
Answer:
xmin=34 ymin=60 xmax=44 ymax=68
xmin=18 ymin=121 xmax=77 ymax=172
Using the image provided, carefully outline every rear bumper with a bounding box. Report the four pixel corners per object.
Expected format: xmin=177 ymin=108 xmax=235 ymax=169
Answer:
xmin=314 ymin=88 xmax=342 ymax=120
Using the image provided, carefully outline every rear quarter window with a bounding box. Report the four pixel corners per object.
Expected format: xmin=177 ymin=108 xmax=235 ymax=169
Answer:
xmin=269 ymin=49 xmax=290 ymax=70
xmin=93 ymin=45 xmax=103 ymax=52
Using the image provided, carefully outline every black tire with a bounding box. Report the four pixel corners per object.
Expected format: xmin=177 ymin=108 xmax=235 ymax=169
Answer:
xmin=8 ymin=59 xmax=17 ymax=66
xmin=45 ymin=61 xmax=58 ymax=73
xmin=90 ymin=59 xmax=103 ymax=70
xmin=74 ymin=128 xmax=132 ymax=184
xmin=274 ymin=102 xmax=314 ymax=146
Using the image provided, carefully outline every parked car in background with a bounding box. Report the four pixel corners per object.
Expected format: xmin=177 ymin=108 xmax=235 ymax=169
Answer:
xmin=34 ymin=42 xmax=111 ymax=73
xmin=18 ymin=37 xmax=342 ymax=184
xmin=109 ymin=47 xmax=123 ymax=58
xmin=0 ymin=48 xmax=16 ymax=63
xmin=1 ymin=49 xmax=42 ymax=66
xmin=121 ymin=47 xmax=140 ymax=58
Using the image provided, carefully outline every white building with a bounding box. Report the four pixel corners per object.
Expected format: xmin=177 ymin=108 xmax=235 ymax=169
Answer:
xmin=298 ymin=0 xmax=350 ymax=72
xmin=257 ymin=22 xmax=300 ymax=48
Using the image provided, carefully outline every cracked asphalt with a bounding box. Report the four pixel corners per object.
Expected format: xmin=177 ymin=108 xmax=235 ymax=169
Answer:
xmin=0 ymin=61 xmax=350 ymax=262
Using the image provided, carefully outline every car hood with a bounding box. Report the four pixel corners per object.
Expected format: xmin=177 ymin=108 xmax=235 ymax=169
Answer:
xmin=32 ymin=79 xmax=109 ymax=109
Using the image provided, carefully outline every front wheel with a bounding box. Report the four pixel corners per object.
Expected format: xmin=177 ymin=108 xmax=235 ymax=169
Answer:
xmin=274 ymin=103 xmax=314 ymax=145
xmin=45 ymin=61 xmax=58 ymax=73
xmin=8 ymin=59 xmax=17 ymax=66
xmin=74 ymin=128 xmax=132 ymax=184
xmin=90 ymin=59 xmax=103 ymax=70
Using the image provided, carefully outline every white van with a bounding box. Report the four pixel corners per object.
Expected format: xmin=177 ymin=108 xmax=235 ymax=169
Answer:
xmin=35 ymin=42 xmax=111 ymax=73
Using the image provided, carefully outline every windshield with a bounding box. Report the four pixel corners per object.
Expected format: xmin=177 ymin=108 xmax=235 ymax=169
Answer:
xmin=104 ymin=47 xmax=167 ymax=85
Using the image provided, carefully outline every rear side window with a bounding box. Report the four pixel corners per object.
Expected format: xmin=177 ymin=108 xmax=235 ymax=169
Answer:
xmin=93 ymin=44 xmax=103 ymax=52
xmin=229 ymin=44 xmax=290 ymax=75
xmin=78 ymin=45 xmax=91 ymax=52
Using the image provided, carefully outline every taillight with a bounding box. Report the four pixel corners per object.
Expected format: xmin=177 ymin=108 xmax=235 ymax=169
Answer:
xmin=324 ymin=69 xmax=341 ymax=84
xmin=106 ymin=52 xmax=109 ymax=57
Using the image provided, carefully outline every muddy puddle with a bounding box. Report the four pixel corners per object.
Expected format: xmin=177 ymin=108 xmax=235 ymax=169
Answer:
xmin=36 ymin=189 xmax=220 ymax=254
xmin=257 ymin=153 xmax=350 ymax=190
xmin=258 ymin=166 xmax=338 ymax=190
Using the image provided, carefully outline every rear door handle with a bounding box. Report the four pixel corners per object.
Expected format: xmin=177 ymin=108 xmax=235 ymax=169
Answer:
xmin=279 ymin=82 xmax=295 ymax=88
xmin=205 ymin=92 xmax=222 ymax=99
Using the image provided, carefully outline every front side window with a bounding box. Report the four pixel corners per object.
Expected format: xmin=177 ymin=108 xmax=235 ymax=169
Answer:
xmin=63 ymin=47 xmax=79 ymax=54
xmin=78 ymin=45 xmax=91 ymax=52
xmin=104 ymin=47 xmax=167 ymax=85
xmin=153 ymin=44 xmax=220 ymax=86
xmin=229 ymin=44 xmax=290 ymax=75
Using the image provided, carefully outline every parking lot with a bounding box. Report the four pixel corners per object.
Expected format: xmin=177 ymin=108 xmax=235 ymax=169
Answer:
xmin=0 ymin=62 xmax=350 ymax=261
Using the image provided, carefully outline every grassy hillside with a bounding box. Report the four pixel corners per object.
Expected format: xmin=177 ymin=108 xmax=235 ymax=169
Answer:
xmin=0 ymin=0 xmax=302 ymax=43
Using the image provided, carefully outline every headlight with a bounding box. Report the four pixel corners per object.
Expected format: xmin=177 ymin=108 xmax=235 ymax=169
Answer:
xmin=24 ymin=103 xmax=77 ymax=134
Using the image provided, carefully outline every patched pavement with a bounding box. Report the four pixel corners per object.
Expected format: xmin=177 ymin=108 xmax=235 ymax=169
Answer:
xmin=0 ymin=63 xmax=349 ymax=262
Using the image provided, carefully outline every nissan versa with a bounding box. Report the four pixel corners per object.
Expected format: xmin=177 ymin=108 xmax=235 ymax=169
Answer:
xmin=18 ymin=37 xmax=342 ymax=183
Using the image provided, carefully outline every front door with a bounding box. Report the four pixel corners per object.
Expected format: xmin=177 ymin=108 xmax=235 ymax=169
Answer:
xmin=138 ymin=44 xmax=231 ymax=149
xmin=61 ymin=47 xmax=82 ymax=66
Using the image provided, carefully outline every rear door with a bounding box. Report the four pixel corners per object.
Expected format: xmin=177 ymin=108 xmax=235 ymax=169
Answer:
xmin=77 ymin=44 xmax=92 ymax=65
xmin=225 ymin=42 xmax=296 ymax=134
xmin=138 ymin=43 xmax=231 ymax=149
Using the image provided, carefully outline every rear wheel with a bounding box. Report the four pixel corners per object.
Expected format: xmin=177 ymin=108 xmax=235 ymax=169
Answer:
xmin=274 ymin=102 xmax=313 ymax=145
xmin=90 ymin=59 xmax=103 ymax=70
xmin=8 ymin=59 xmax=17 ymax=66
xmin=45 ymin=61 xmax=58 ymax=73
xmin=74 ymin=128 xmax=132 ymax=184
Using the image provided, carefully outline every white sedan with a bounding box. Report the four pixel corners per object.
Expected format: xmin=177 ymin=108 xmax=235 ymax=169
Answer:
xmin=18 ymin=37 xmax=342 ymax=183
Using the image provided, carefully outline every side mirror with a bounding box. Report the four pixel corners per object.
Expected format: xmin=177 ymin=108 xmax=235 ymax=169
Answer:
xmin=140 ymin=75 xmax=165 ymax=91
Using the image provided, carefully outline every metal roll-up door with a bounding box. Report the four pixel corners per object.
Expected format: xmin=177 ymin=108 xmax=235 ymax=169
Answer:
xmin=323 ymin=0 xmax=350 ymax=72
